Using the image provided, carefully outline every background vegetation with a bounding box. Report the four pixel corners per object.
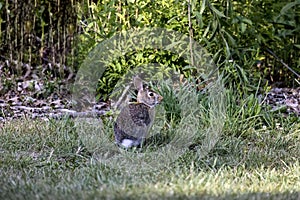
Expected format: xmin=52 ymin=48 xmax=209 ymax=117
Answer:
xmin=0 ymin=0 xmax=299 ymax=98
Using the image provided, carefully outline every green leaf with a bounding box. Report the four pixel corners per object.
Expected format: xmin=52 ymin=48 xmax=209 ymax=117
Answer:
xmin=280 ymin=0 xmax=300 ymax=15
xmin=275 ymin=0 xmax=300 ymax=21
xmin=165 ymin=41 xmax=183 ymax=50
xmin=223 ymin=30 xmax=236 ymax=47
xmin=202 ymin=23 xmax=211 ymax=38
xmin=149 ymin=54 xmax=155 ymax=60
xmin=294 ymin=44 xmax=300 ymax=49
xmin=241 ymin=23 xmax=247 ymax=33
xmin=209 ymin=4 xmax=227 ymax=18
xmin=241 ymin=18 xmax=252 ymax=25
xmin=200 ymin=0 xmax=206 ymax=14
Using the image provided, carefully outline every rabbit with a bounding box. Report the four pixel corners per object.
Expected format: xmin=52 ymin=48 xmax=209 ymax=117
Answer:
xmin=114 ymin=76 xmax=163 ymax=148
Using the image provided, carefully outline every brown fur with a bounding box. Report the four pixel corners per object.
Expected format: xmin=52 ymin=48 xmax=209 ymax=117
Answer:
xmin=114 ymin=76 xmax=163 ymax=148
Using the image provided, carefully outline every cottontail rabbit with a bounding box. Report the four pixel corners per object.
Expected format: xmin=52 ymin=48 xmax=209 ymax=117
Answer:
xmin=114 ymin=76 xmax=163 ymax=148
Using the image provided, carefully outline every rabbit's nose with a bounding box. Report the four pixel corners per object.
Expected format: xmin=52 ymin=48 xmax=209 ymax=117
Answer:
xmin=158 ymin=95 xmax=163 ymax=102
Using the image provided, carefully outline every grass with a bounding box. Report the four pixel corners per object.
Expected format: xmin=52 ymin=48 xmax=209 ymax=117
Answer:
xmin=0 ymin=89 xmax=300 ymax=200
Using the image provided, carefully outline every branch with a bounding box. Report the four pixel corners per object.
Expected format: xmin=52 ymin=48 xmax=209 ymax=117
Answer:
xmin=188 ymin=0 xmax=194 ymax=67
xmin=265 ymin=48 xmax=300 ymax=79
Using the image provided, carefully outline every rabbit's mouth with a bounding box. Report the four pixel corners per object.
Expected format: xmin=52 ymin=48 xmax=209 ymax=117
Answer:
xmin=147 ymin=99 xmax=162 ymax=108
xmin=153 ymin=96 xmax=163 ymax=106
xmin=157 ymin=95 xmax=163 ymax=103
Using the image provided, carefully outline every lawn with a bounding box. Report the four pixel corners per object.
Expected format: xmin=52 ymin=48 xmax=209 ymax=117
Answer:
xmin=1 ymin=104 xmax=300 ymax=200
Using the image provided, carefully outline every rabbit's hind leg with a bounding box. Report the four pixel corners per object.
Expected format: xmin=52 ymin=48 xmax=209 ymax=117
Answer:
xmin=114 ymin=123 xmax=143 ymax=148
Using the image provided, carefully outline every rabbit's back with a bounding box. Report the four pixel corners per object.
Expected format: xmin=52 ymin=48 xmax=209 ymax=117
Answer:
xmin=114 ymin=103 xmax=155 ymax=145
xmin=128 ymin=103 xmax=153 ymax=126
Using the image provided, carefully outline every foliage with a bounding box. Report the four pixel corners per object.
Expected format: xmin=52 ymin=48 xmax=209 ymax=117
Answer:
xmin=0 ymin=0 xmax=299 ymax=99
xmin=75 ymin=0 xmax=300 ymax=100
xmin=0 ymin=0 xmax=77 ymax=69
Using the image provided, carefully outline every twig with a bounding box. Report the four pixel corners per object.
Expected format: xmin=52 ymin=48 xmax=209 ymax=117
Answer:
xmin=48 ymin=110 xmax=106 ymax=119
xmin=113 ymin=84 xmax=131 ymax=110
xmin=265 ymin=48 xmax=300 ymax=79
xmin=188 ymin=0 xmax=194 ymax=67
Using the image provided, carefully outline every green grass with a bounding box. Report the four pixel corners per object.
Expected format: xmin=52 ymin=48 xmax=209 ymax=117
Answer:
xmin=1 ymin=90 xmax=300 ymax=199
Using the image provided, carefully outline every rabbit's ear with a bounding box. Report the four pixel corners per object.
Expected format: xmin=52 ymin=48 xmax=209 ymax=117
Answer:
xmin=133 ymin=76 xmax=143 ymax=91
